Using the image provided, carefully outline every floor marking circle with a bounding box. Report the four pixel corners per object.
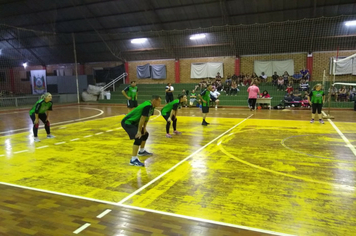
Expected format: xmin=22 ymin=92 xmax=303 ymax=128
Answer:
xmin=217 ymin=129 xmax=354 ymax=188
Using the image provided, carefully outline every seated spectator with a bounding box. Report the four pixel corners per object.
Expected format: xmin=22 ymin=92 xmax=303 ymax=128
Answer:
xmin=301 ymin=91 xmax=311 ymax=108
xmin=348 ymin=86 xmax=356 ymax=101
xmin=292 ymin=71 xmax=302 ymax=83
xmin=181 ymin=89 xmax=188 ymax=107
xmin=338 ymin=86 xmax=348 ymax=101
xmin=285 ymin=83 xmax=293 ymax=94
xmin=300 ymin=67 xmax=310 ymax=81
xmin=259 ymin=90 xmax=271 ymax=109
xmin=243 ymin=74 xmax=252 ymax=86
xmin=215 ymin=72 xmax=222 ymax=81
xmin=259 ymin=72 xmax=267 ymax=82
xmin=277 ymin=76 xmax=285 ymax=91
xmin=210 ymin=87 xmax=221 ymax=109
xmin=189 ymin=89 xmax=197 ymax=107
xmin=272 ymin=72 xmax=279 ymax=86
xmin=282 ymin=71 xmax=290 ymax=85
xmin=260 ymin=90 xmax=271 ymax=98
xmin=328 ymin=85 xmax=338 ymax=101
xmin=251 ymin=72 xmax=258 ymax=80
xmin=299 ymin=80 xmax=309 ymax=91
xmin=230 ymin=81 xmax=239 ymax=96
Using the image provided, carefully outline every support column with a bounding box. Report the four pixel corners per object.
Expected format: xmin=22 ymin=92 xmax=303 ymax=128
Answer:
xmin=124 ymin=62 xmax=129 ymax=84
xmin=10 ymin=68 xmax=15 ymax=93
xmin=235 ymin=57 xmax=240 ymax=75
xmin=307 ymin=53 xmax=313 ymax=81
xmin=175 ymin=59 xmax=180 ymax=83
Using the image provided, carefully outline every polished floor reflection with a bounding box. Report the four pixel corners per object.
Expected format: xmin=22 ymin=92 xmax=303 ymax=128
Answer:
xmin=0 ymin=104 xmax=355 ymax=235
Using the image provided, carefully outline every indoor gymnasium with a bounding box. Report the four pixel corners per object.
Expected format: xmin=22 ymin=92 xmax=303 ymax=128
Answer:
xmin=0 ymin=1 xmax=356 ymax=236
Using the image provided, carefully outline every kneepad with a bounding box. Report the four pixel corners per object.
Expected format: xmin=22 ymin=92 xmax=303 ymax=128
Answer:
xmin=141 ymin=132 xmax=149 ymax=141
xmin=134 ymin=138 xmax=142 ymax=146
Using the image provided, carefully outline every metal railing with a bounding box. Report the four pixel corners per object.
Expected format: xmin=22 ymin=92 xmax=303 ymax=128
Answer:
xmin=100 ymin=72 xmax=127 ymax=92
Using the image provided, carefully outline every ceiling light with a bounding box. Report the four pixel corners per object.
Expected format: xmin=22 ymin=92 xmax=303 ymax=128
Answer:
xmin=345 ymin=20 xmax=356 ymax=26
xmin=131 ymin=38 xmax=147 ymax=44
xmin=190 ymin=34 xmax=206 ymax=40
xmin=22 ymin=62 xmax=27 ymax=68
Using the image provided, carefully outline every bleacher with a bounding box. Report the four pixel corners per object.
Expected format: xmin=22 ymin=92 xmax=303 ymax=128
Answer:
xmin=99 ymin=82 xmax=355 ymax=109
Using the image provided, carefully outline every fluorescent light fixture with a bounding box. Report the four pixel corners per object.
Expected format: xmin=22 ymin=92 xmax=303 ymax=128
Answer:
xmin=131 ymin=38 xmax=147 ymax=44
xmin=22 ymin=62 xmax=27 ymax=68
xmin=345 ymin=20 xmax=356 ymax=26
xmin=190 ymin=34 xmax=206 ymax=40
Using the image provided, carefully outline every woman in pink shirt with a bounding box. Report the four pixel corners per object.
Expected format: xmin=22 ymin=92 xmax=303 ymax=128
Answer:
xmin=247 ymin=82 xmax=260 ymax=111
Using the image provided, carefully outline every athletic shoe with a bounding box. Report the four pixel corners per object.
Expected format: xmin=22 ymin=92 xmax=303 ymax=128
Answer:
xmin=34 ymin=137 xmax=40 ymax=142
xmin=166 ymin=133 xmax=172 ymax=138
xmin=47 ymin=134 xmax=55 ymax=138
xmin=319 ymin=119 xmax=325 ymax=124
xmin=130 ymin=159 xmax=145 ymax=167
xmin=202 ymin=121 xmax=208 ymax=126
xmin=205 ymin=121 xmax=210 ymax=125
xmin=173 ymin=131 xmax=182 ymax=135
xmin=310 ymin=119 xmax=314 ymax=123
xmin=138 ymin=150 xmax=153 ymax=156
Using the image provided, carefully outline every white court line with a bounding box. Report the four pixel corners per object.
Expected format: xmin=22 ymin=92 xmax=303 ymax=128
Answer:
xmin=96 ymin=209 xmax=112 ymax=218
xmin=114 ymin=127 xmax=122 ymax=130
xmin=95 ymin=132 xmax=103 ymax=135
xmin=84 ymin=135 xmax=92 ymax=138
xmin=14 ymin=150 xmax=28 ymax=154
xmin=0 ymin=107 xmax=105 ymax=135
xmin=0 ymin=154 xmax=4 ymax=157
xmin=54 ymin=142 xmax=66 ymax=145
xmin=71 ymin=138 xmax=80 ymax=141
xmin=118 ymin=114 xmax=253 ymax=205
xmin=36 ymin=145 xmax=49 ymax=149
xmin=73 ymin=223 xmax=91 ymax=234
xmin=0 ymin=181 xmax=292 ymax=236
xmin=0 ymin=181 xmax=120 ymax=206
xmin=106 ymin=130 xmax=113 ymax=132
xmin=322 ymin=111 xmax=356 ymax=157
xmin=119 ymin=204 xmax=294 ymax=236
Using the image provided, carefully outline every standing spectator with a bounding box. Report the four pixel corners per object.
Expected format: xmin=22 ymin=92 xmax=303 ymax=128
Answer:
xmin=165 ymin=83 xmax=174 ymax=103
xmin=308 ymin=84 xmax=325 ymax=124
xmin=122 ymin=81 xmax=138 ymax=112
xmin=199 ymin=84 xmax=212 ymax=126
xmin=247 ymin=82 xmax=260 ymax=111
xmin=215 ymin=72 xmax=222 ymax=81
xmin=210 ymin=87 xmax=221 ymax=109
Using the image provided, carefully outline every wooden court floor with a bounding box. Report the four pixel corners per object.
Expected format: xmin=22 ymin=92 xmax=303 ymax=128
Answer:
xmin=0 ymin=104 xmax=355 ymax=236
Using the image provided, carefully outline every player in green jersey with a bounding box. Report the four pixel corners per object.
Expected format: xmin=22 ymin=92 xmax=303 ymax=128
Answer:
xmin=161 ymin=94 xmax=187 ymax=138
xmin=122 ymin=81 xmax=138 ymax=112
xmin=121 ymin=95 xmax=161 ymax=167
xmin=308 ymin=83 xmax=325 ymax=124
xmin=199 ymin=84 xmax=212 ymax=126
xmin=29 ymin=92 xmax=55 ymax=142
